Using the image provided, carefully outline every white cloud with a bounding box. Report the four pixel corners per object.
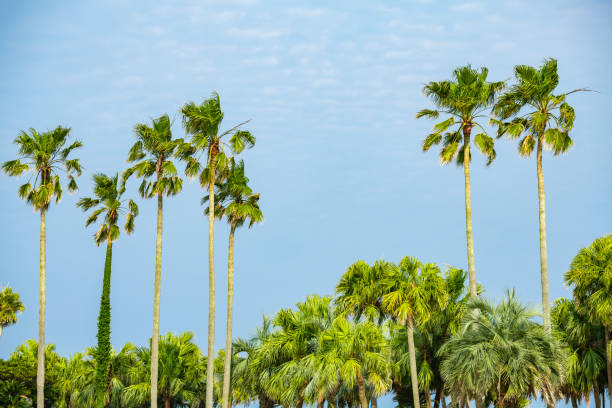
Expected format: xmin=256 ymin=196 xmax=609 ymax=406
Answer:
xmin=286 ymin=7 xmax=327 ymax=18
xmin=227 ymin=27 xmax=282 ymax=39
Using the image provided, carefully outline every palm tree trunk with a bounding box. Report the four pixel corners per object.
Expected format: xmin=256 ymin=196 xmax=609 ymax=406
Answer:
xmin=372 ymin=397 xmax=378 ymax=408
xmin=441 ymin=390 xmax=446 ymax=408
xmin=164 ymin=397 xmax=170 ymax=408
xmin=95 ymin=238 xmax=113 ymax=408
xmin=206 ymin=165 xmax=216 ymax=408
xmin=356 ymin=371 xmax=369 ymax=408
xmin=406 ymin=317 xmax=421 ymax=408
xmin=151 ymin=193 xmax=163 ymax=408
xmin=222 ymin=225 xmax=236 ymax=408
xmin=37 ymin=209 xmax=46 ymax=408
xmin=605 ymin=327 xmax=612 ymax=403
xmin=462 ymin=134 xmax=477 ymax=300
xmin=317 ymin=394 xmax=325 ymax=408
xmin=595 ymin=382 xmax=602 ymax=408
xmin=536 ymin=137 xmax=551 ymax=330
xmin=571 ymin=396 xmax=578 ymax=408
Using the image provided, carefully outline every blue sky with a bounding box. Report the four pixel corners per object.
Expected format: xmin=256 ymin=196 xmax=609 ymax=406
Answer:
xmin=0 ymin=0 xmax=610 ymax=399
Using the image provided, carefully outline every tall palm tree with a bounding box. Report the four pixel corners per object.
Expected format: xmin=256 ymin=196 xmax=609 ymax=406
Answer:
xmin=2 ymin=126 xmax=82 ymax=408
xmin=76 ymin=172 xmax=138 ymax=407
xmin=125 ymin=114 xmax=184 ymax=408
xmin=565 ymin=234 xmax=612 ymax=400
xmin=181 ymin=92 xmax=255 ymax=408
xmin=381 ymin=257 xmax=447 ymax=408
xmin=0 ymin=287 xmax=25 ymax=338
xmin=203 ymin=159 xmax=263 ymax=408
xmin=316 ymin=317 xmax=390 ymax=408
xmin=439 ymin=290 xmax=566 ymax=407
xmin=417 ymin=66 xmax=503 ymax=301
xmin=493 ymin=58 xmax=587 ymax=330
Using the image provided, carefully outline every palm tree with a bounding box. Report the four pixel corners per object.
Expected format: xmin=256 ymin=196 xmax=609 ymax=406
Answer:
xmin=317 ymin=317 xmax=390 ymax=408
xmin=552 ymin=298 xmax=606 ymax=407
xmin=439 ymin=290 xmax=566 ymax=407
xmin=2 ymin=126 xmax=82 ymax=408
xmin=202 ymin=159 xmax=263 ymax=408
xmin=122 ymin=332 xmax=202 ymax=408
xmin=181 ymin=92 xmax=255 ymax=408
xmin=0 ymin=287 xmax=25 ymax=338
xmin=417 ymin=66 xmax=504 ymax=301
xmin=381 ymin=257 xmax=447 ymax=408
xmin=125 ymin=114 xmax=184 ymax=408
xmin=335 ymin=260 xmax=389 ymax=324
xmin=493 ymin=58 xmax=587 ymax=330
xmin=565 ymin=234 xmax=612 ymax=400
xmin=76 ymin=172 xmax=138 ymax=407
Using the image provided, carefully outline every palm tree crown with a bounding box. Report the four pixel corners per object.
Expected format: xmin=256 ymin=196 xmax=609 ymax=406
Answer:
xmin=125 ymin=114 xmax=183 ymax=197
xmin=77 ymin=173 xmax=138 ymax=245
xmin=0 ymin=287 xmax=25 ymax=333
xmin=2 ymin=126 xmax=82 ymax=210
xmin=417 ymin=65 xmax=504 ymax=165
xmin=203 ymin=159 xmax=263 ymax=229
xmin=492 ymin=58 xmax=584 ymax=156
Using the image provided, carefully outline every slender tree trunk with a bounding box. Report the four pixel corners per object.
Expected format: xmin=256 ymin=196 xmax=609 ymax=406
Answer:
xmin=222 ymin=225 xmax=236 ymax=408
xmin=434 ymin=386 xmax=441 ymax=408
xmin=462 ymin=131 xmax=477 ymax=300
xmin=206 ymin=165 xmax=216 ymax=408
xmin=37 ymin=209 xmax=46 ymax=408
xmin=441 ymin=390 xmax=447 ymax=408
xmin=372 ymin=396 xmax=378 ymax=408
xmin=536 ymin=137 xmax=551 ymax=330
xmin=151 ymin=192 xmax=163 ymax=408
xmin=317 ymin=394 xmax=324 ymax=408
xmin=595 ymin=382 xmax=602 ymax=408
xmin=95 ymin=238 xmax=113 ymax=408
xmin=164 ymin=397 xmax=170 ymax=408
xmin=605 ymin=327 xmax=612 ymax=403
xmin=356 ymin=371 xmax=369 ymax=408
xmin=571 ymin=396 xmax=578 ymax=408
xmin=297 ymin=399 xmax=304 ymax=408
xmin=406 ymin=317 xmax=421 ymax=408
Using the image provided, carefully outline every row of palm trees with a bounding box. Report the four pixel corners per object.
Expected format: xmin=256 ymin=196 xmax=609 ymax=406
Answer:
xmin=2 ymin=93 xmax=261 ymax=408
xmin=1 ymin=235 xmax=610 ymax=407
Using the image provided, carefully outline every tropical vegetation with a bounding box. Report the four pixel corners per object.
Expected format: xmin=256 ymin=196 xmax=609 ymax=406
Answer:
xmin=2 ymin=60 xmax=608 ymax=408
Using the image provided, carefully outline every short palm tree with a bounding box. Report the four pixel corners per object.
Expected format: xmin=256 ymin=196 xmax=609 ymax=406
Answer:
xmin=0 ymin=287 xmax=25 ymax=338
xmin=203 ymin=159 xmax=263 ymax=408
xmin=77 ymin=172 xmax=138 ymax=407
xmin=122 ymin=332 xmax=202 ymax=408
xmin=565 ymin=234 xmax=612 ymax=400
xmin=417 ymin=66 xmax=504 ymax=301
xmin=125 ymin=114 xmax=184 ymax=408
xmin=381 ymin=257 xmax=447 ymax=408
xmin=335 ymin=260 xmax=389 ymax=324
xmin=493 ymin=58 xmax=587 ymax=330
xmin=181 ymin=92 xmax=255 ymax=408
xmin=317 ymin=317 xmax=390 ymax=408
xmin=439 ymin=291 xmax=566 ymax=407
xmin=2 ymin=126 xmax=82 ymax=408
xmin=552 ymin=298 xmax=605 ymax=407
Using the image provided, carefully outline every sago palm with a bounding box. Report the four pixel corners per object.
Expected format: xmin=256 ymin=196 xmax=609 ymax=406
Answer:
xmin=381 ymin=257 xmax=447 ymax=408
xmin=125 ymin=114 xmax=184 ymax=408
xmin=565 ymin=234 xmax=612 ymax=401
xmin=417 ymin=66 xmax=503 ymax=301
xmin=181 ymin=92 xmax=255 ymax=408
xmin=203 ymin=159 xmax=263 ymax=408
xmin=493 ymin=58 xmax=588 ymax=330
xmin=0 ymin=287 xmax=25 ymax=338
xmin=77 ymin=172 xmax=138 ymax=408
xmin=2 ymin=126 xmax=82 ymax=408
